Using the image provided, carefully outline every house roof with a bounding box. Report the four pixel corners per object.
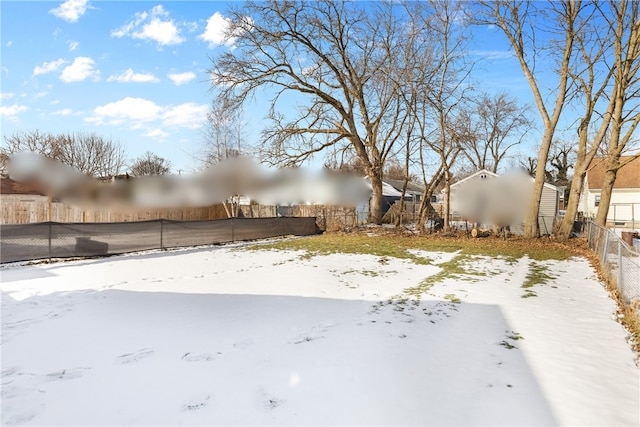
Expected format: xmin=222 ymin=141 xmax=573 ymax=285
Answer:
xmin=450 ymin=169 xmax=498 ymax=189
xmin=363 ymin=177 xmax=404 ymax=197
xmin=588 ymin=156 xmax=640 ymax=190
xmin=383 ymin=178 xmax=425 ymax=194
xmin=0 ymin=175 xmax=47 ymax=196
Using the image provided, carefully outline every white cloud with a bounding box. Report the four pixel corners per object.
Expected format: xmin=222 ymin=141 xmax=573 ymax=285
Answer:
xmin=60 ymin=57 xmax=99 ymax=82
xmin=111 ymin=5 xmax=185 ymax=47
xmin=33 ymin=59 xmax=66 ymax=77
xmin=6 ymin=41 xmax=12 ymax=47
xmin=68 ymin=40 xmax=80 ymax=51
xmin=144 ymin=128 xmax=169 ymax=139
xmin=86 ymin=97 xmax=207 ymax=131
xmin=0 ymin=92 xmax=15 ymax=100
xmin=0 ymin=104 xmax=29 ymax=119
xmin=50 ymin=0 xmax=89 ymax=23
xmin=162 ymin=103 xmax=208 ymax=128
xmin=34 ymin=91 xmax=49 ymax=99
xmin=471 ymin=50 xmax=514 ymax=60
xmin=107 ymin=68 xmax=160 ymax=83
xmin=199 ymin=12 xmax=234 ymax=47
xmin=86 ymin=97 xmax=163 ymax=126
xmin=53 ymin=108 xmax=74 ymax=116
xmin=167 ymin=71 xmax=196 ymax=86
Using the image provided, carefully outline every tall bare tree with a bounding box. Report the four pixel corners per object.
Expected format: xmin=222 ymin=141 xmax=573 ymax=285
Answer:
xmin=479 ymin=0 xmax=582 ymax=237
xmin=400 ymin=1 xmax=470 ymax=232
xmin=202 ymin=103 xmax=246 ymax=167
xmin=129 ymin=152 xmax=171 ymax=176
xmin=2 ymin=130 xmax=127 ymax=177
xmin=208 ymin=0 xmax=417 ymax=224
xmin=594 ymin=0 xmax=640 ymax=226
xmin=459 ymin=92 xmax=532 ymax=173
xmin=554 ymin=2 xmax=616 ymax=239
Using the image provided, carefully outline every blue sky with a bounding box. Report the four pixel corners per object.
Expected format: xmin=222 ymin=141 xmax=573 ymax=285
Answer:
xmin=1 ymin=0 xmax=551 ymax=174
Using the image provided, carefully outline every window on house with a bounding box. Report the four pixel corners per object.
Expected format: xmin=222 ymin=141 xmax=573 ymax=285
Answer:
xmin=430 ymin=195 xmax=437 ymax=203
xmin=595 ymin=195 xmax=600 ymax=207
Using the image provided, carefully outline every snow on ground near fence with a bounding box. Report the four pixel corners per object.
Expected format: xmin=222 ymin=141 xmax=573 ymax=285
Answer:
xmin=1 ymin=242 xmax=638 ymax=426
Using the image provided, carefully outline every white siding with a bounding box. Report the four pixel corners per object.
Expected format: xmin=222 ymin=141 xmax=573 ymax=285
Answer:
xmin=539 ymin=185 xmax=559 ymax=217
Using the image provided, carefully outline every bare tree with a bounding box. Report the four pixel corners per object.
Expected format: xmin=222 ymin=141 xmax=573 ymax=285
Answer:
xmin=479 ymin=0 xmax=582 ymax=237
xmin=129 ymin=152 xmax=171 ymax=176
xmin=202 ymin=103 xmax=246 ymax=167
xmin=594 ymin=0 xmax=640 ymax=226
xmin=552 ymin=2 xmax=616 ymax=239
xmin=208 ymin=0 xmax=418 ymax=224
xmin=2 ymin=130 xmax=127 ymax=177
xmin=384 ymin=157 xmax=417 ymax=182
xmin=519 ymin=155 xmax=537 ymax=177
xmin=402 ymin=0 xmax=470 ymax=232
xmin=548 ymin=141 xmax=574 ymax=186
xmin=459 ymin=92 xmax=532 ymax=173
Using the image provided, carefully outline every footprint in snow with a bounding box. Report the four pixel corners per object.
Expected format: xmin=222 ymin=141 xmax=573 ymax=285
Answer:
xmin=182 ymin=352 xmax=218 ymax=362
xmin=116 ymin=348 xmax=155 ymax=365
xmin=46 ymin=367 xmax=91 ymax=381
xmin=289 ymin=321 xmax=338 ymax=344
xmin=1 ymin=370 xmax=45 ymax=426
xmin=182 ymin=395 xmax=210 ymax=411
xmin=233 ymin=339 xmax=254 ymax=350
xmin=257 ymin=389 xmax=284 ymax=410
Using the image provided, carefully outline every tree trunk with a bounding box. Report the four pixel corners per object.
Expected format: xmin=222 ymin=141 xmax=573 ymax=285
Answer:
xmin=369 ymin=172 xmax=384 ymax=225
xmin=594 ymin=157 xmax=619 ymax=226
xmin=524 ymin=130 xmax=554 ymax=238
xmin=556 ymin=163 xmax=587 ymax=239
xmin=442 ymin=170 xmax=452 ymax=232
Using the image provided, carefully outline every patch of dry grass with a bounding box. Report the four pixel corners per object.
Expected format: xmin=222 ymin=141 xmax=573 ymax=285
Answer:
xmin=253 ymin=228 xmax=576 ymax=261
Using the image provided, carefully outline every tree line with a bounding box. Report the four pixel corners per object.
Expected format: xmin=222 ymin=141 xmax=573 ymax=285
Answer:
xmin=1 ymin=130 xmax=171 ymax=178
xmin=207 ymin=0 xmax=639 ymax=239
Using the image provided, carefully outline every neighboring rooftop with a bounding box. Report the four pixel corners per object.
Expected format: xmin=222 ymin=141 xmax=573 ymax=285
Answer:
xmin=588 ymin=156 xmax=640 ymax=190
xmin=0 ymin=175 xmax=47 ymax=196
xmin=384 ymin=178 xmax=425 ymax=194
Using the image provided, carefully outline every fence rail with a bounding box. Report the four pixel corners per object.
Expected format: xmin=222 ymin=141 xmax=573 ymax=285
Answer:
xmin=0 ymin=217 xmax=320 ymax=264
xmin=586 ymin=221 xmax=640 ymax=308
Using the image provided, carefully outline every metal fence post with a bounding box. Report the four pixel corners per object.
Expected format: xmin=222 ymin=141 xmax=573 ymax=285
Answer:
xmin=601 ymin=229 xmax=609 ymax=266
xmin=617 ymin=239 xmax=623 ymax=293
xmin=48 ymin=221 xmax=52 ymax=261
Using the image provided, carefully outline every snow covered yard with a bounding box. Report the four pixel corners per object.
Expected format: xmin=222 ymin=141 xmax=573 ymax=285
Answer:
xmin=1 ymin=237 xmax=638 ymax=426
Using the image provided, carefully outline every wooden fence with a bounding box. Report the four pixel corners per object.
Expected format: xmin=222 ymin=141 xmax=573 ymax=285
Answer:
xmin=1 ymin=196 xmax=228 ymax=224
xmin=2 ymin=195 xmax=363 ymax=231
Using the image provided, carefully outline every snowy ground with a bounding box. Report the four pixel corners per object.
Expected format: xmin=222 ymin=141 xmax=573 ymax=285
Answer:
xmin=1 ymin=240 xmax=638 ymax=426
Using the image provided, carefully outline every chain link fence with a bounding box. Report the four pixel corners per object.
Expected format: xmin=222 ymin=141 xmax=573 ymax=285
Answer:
xmin=586 ymin=221 xmax=640 ymax=308
xmin=0 ymin=217 xmax=320 ymax=264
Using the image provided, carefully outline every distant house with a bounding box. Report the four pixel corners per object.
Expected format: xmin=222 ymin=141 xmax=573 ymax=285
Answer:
xmin=579 ymin=156 xmax=640 ymax=226
xmin=383 ymin=179 xmax=425 ymax=204
xmin=0 ymin=174 xmax=48 ymax=201
xmin=449 ymin=169 xmax=560 ymax=234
